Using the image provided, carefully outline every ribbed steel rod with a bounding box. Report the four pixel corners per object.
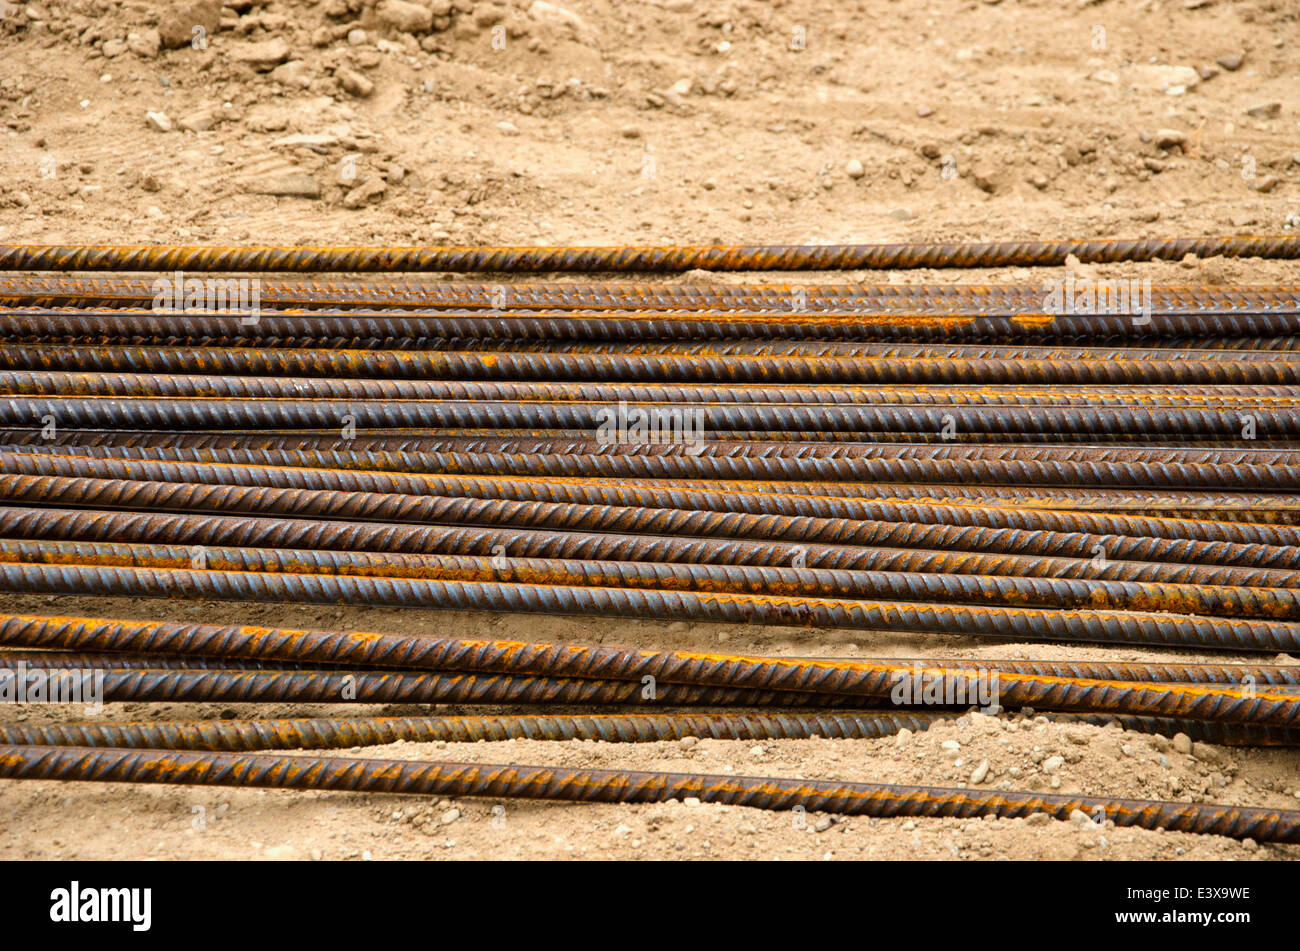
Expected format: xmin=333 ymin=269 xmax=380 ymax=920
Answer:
xmin=18 ymin=427 xmax=1246 ymax=448
xmin=12 ymin=442 xmax=1299 ymax=493
xmin=4 ymin=344 xmax=1299 ymax=385
xmin=9 ymin=307 xmax=1300 ymax=342
xmin=0 ymin=712 xmax=945 ymax=750
xmin=3 ymin=744 xmax=1295 ymax=841
xmin=6 ymin=472 xmax=1298 ymax=568
xmin=15 ymin=335 xmax=1300 ymax=360
xmin=12 ymin=437 xmax=1294 ymax=465
xmin=5 ymin=611 xmax=1300 ymax=728
xmin=9 ymin=504 xmax=1297 ymax=588
xmin=7 ymin=396 xmax=1299 ymax=439
xmin=0 ymin=666 xmax=881 ymax=706
xmin=5 ymin=711 xmax=1297 ymax=749
xmin=4 ymin=536 xmax=1299 ymax=620
xmin=4 ymin=369 xmax=1295 ymax=407
xmin=6 ymin=711 xmax=1298 ymax=750
xmin=2 ymin=237 xmax=1298 ymax=272
xmin=15 ymin=450 xmax=1300 ymax=520
xmin=4 ymin=275 xmax=1296 ymax=308
xmin=867 ymin=657 xmax=1300 ymax=685
xmin=5 ymin=475 xmax=1294 ymax=571
xmin=9 ymin=442 xmax=1299 ymax=493
xmin=6 ymin=563 xmax=1300 ymax=653
xmin=5 ymin=276 xmax=1297 ymax=309
xmin=0 ymin=650 xmax=320 ymax=670
xmin=11 ymin=452 xmax=1300 ymax=529
xmin=13 ymin=335 xmax=1300 ymax=357
xmin=7 ymin=646 xmax=1295 ymax=690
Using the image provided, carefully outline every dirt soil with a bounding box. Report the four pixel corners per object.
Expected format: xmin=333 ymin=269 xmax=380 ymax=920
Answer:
xmin=1 ymin=0 xmax=1300 ymax=860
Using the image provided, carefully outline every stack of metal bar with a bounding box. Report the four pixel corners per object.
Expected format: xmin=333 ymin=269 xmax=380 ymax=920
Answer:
xmin=1 ymin=237 xmax=1299 ymax=843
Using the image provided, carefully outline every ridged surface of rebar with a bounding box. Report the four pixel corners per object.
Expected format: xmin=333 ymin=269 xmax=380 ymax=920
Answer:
xmin=0 ymin=712 xmax=945 ymax=749
xmin=3 ymin=744 xmax=1297 ymax=842
xmin=3 ymin=237 xmax=1298 ymax=271
xmin=2 ymin=614 xmax=1298 ymax=723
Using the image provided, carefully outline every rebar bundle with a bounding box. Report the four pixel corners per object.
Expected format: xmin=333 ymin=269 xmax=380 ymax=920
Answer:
xmin=1 ymin=241 xmax=1299 ymax=844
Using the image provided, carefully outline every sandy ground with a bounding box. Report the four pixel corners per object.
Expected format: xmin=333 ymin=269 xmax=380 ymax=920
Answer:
xmin=2 ymin=0 xmax=1300 ymax=860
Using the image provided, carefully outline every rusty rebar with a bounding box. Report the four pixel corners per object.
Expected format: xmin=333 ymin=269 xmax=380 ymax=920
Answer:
xmin=8 ymin=505 xmax=1298 ymax=589
xmin=4 ymin=343 xmax=1300 ymax=386
xmin=3 ymin=613 xmax=1298 ymax=718
xmin=9 ymin=451 xmax=1300 ymax=526
xmin=5 ymin=472 xmax=1298 ymax=568
xmin=7 ymin=647 xmax=1293 ymax=692
xmin=4 ymin=275 xmax=1297 ymax=309
xmin=866 ymin=657 xmax=1300 ymax=685
xmin=3 ymin=536 xmax=1298 ymax=620
xmin=9 ymin=442 xmax=1297 ymax=492
xmin=6 ymin=647 xmax=1296 ymax=687
xmin=0 ymin=650 xmax=318 ymax=670
xmin=11 ymin=436 xmax=1296 ymax=465
xmin=5 ymin=369 xmax=1296 ymax=407
xmin=2 ymin=744 xmax=1295 ymax=841
xmin=4 ymin=711 xmax=1295 ymax=749
xmin=6 ymin=395 xmax=1299 ymax=439
xmin=2 ymin=236 xmax=1297 ymax=271
xmin=0 ymin=712 xmax=944 ymax=749
xmin=7 ymin=306 xmax=1300 ymax=342
xmin=0 ymin=666 xmax=877 ymax=706
xmin=6 ymin=563 xmax=1300 ymax=653
xmin=4 ymin=274 xmax=1298 ymax=307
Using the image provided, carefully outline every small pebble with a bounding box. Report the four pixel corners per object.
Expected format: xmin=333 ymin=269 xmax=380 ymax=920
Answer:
xmin=969 ymin=760 xmax=990 ymax=785
xmin=1173 ymin=732 xmax=1193 ymax=755
xmin=1153 ymin=129 xmax=1187 ymax=150
xmin=1245 ymin=101 xmax=1281 ymax=119
xmin=845 ymin=158 xmax=865 ymax=179
xmin=1042 ymin=755 xmax=1065 ymax=774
